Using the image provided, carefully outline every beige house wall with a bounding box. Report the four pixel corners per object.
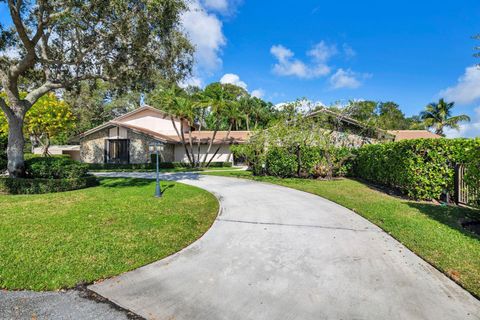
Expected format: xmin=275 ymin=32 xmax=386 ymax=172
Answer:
xmin=118 ymin=109 xmax=189 ymax=136
xmin=173 ymin=144 xmax=234 ymax=163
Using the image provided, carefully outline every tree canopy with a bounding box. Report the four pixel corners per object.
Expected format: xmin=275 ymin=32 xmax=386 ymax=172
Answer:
xmin=0 ymin=0 xmax=193 ymax=176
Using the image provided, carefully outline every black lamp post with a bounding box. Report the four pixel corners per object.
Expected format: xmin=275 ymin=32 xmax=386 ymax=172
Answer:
xmin=149 ymin=142 xmax=165 ymax=198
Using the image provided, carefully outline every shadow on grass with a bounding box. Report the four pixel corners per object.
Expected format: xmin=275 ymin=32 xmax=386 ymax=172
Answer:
xmin=97 ymin=178 xmax=177 ymax=195
xmin=99 ymin=178 xmax=153 ymax=188
xmin=405 ymin=202 xmax=480 ymax=240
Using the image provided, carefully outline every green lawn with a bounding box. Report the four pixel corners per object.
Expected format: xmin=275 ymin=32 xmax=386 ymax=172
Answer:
xmin=0 ymin=178 xmax=218 ymax=291
xmin=203 ymin=170 xmax=480 ymax=298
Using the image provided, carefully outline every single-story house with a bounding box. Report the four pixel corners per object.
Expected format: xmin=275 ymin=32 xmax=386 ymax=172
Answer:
xmin=77 ymin=105 xmax=250 ymax=164
xmin=32 ymin=145 xmax=81 ymax=161
xmin=388 ymin=130 xmax=442 ymax=141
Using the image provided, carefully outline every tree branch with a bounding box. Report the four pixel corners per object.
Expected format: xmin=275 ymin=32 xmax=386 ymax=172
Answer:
xmin=7 ymin=0 xmax=47 ymax=79
xmin=0 ymin=96 xmax=14 ymax=118
xmin=25 ymin=81 xmax=62 ymax=105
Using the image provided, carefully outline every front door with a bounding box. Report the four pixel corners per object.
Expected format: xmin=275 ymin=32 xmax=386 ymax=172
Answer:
xmin=107 ymin=139 xmax=129 ymax=164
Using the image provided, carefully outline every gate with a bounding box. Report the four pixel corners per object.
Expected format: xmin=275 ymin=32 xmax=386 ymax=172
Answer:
xmin=454 ymin=164 xmax=478 ymax=207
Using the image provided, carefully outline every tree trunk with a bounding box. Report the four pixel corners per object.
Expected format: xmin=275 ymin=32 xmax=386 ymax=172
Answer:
xmin=171 ymin=117 xmax=193 ymax=165
xmin=206 ymin=123 xmax=233 ymax=167
xmin=42 ymin=134 xmax=51 ymax=157
xmin=296 ymin=145 xmax=302 ymax=177
xmin=187 ymin=126 xmax=195 ymax=166
xmin=180 ymin=122 xmax=194 ymax=166
xmin=201 ymin=126 xmax=218 ymax=167
xmin=6 ymin=112 xmax=26 ymax=177
xmin=196 ymin=120 xmax=203 ymax=168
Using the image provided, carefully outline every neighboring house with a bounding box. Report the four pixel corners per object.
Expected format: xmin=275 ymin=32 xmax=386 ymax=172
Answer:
xmin=308 ymin=108 xmax=395 ymax=147
xmin=32 ymin=145 xmax=81 ymax=161
xmin=78 ymin=106 xmax=249 ymax=164
xmin=388 ymin=130 xmax=442 ymax=141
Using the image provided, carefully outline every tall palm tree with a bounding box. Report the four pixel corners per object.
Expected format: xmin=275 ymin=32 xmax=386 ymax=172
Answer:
xmin=420 ymin=99 xmax=470 ymax=136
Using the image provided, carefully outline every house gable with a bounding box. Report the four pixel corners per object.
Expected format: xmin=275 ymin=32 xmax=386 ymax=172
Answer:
xmin=114 ymin=106 xmax=187 ymax=136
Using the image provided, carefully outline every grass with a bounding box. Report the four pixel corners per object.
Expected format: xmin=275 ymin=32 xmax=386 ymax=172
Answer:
xmin=203 ymin=170 xmax=480 ymax=298
xmin=0 ymin=178 xmax=218 ymax=291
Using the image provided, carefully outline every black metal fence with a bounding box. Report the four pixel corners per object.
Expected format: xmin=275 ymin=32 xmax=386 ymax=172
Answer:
xmin=454 ymin=164 xmax=479 ymax=207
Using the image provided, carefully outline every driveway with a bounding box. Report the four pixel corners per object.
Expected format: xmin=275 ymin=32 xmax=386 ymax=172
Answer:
xmin=90 ymin=172 xmax=480 ymax=320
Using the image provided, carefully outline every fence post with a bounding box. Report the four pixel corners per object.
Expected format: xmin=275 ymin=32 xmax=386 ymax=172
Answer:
xmin=454 ymin=164 xmax=460 ymax=204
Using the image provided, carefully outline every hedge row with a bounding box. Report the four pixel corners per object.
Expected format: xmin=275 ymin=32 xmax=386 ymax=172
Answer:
xmin=265 ymin=146 xmax=352 ymax=178
xmin=25 ymin=156 xmax=89 ymax=179
xmin=88 ymin=161 xmax=232 ymax=171
xmin=354 ymin=138 xmax=480 ymax=201
xmin=0 ymin=176 xmax=99 ymax=195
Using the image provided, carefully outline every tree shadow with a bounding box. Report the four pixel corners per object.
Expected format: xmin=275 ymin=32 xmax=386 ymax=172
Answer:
xmin=405 ymin=201 xmax=480 ymax=240
xmin=99 ymin=178 xmax=153 ymax=188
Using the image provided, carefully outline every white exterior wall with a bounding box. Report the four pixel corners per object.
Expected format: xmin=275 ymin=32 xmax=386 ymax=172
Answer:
xmin=174 ymin=144 xmax=234 ymax=163
xmin=118 ymin=109 xmax=188 ymax=136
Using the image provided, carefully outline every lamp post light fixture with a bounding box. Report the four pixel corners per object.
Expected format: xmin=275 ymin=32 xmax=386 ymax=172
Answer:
xmin=149 ymin=142 xmax=165 ymax=198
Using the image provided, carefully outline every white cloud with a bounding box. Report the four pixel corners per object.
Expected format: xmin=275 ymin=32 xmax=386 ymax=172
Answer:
xmin=270 ymin=43 xmax=333 ymax=79
xmin=203 ymin=0 xmax=228 ymax=11
xmin=270 ymin=41 xmax=357 ymax=79
xmin=201 ymin=0 xmax=242 ymax=15
xmin=329 ymin=68 xmax=370 ymax=89
xmin=180 ymin=76 xmax=203 ymax=88
xmin=439 ymin=66 xmax=480 ymax=104
xmin=343 ymin=43 xmax=356 ymax=59
xmin=251 ymin=89 xmax=265 ymax=98
xmin=308 ymin=41 xmax=337 ymax=63
xmin=219 ymin=74 xmax=266 ymax=98
xmin=444 ymin=106 xmax=480 ymax=138
xmin=274 ymin=99 xmax=325 ymax=114
xmin=182 ymin=1 xmax=226 ymax=73
xmin=220 ymin=73 xmax=247 ymax=89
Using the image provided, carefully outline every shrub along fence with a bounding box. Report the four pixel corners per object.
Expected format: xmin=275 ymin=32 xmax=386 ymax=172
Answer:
xmin=354 ymin=138 xmax=480 ymax=204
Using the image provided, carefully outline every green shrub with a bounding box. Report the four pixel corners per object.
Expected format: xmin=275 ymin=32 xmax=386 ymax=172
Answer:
xmin=25 ymin=157 xmax=89 ymax=179
xmin=354 ymin=138 xmax=479 ymax=201
xmin=88 ymin=161 xmax=232 ymax=171
xmin=265 ymin=147 xmax=298 ymax=177
xmin=0 ymin=176 xmax=98 ymax=194
xmin=264 ymin=146 xmax=352 ymax=178
xmin=149 ymin=156 xmax=232 ymax=168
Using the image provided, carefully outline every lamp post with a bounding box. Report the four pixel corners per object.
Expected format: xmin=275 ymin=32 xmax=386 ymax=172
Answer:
xmin=149 ymin=142 xmax=165 ymax=198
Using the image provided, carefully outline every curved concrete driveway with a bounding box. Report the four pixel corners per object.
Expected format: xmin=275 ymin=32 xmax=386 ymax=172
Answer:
xmin=90 ymin=173 xmax=480 ymax=320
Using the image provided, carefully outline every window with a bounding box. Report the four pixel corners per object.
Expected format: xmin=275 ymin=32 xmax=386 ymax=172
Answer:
xmin=106 ymin=139 xmax=129 ymax=164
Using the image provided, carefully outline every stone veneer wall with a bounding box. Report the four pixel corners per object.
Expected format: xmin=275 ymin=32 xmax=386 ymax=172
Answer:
xmin=80 ymin=127 xmax=175 ymax=164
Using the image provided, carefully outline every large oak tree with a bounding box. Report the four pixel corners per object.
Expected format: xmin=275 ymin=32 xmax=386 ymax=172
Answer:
xmin=0 ymin=0 xmax=193 ymax=177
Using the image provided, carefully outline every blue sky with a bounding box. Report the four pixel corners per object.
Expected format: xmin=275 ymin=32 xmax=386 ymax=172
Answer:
xmin=2 ymin=1 xmax=480 ymax=136
xmin=183 ymin=0 xmax=480 ymax=137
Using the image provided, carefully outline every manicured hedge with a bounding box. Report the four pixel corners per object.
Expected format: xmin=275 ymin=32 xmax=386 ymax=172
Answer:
xmin=25 ymin=157 xmax=89 ymax=179
xmin=0 ymin=156 xmax=97 ymax=195
xmin=88 ymin=161 xmax=232 ymax=171
xmin=0 ymin=176 xmax=99 ymax=195
xmin=265 ymin=146 xmax=352 ymax=178
xmin=354 ymin=138 xmax=480 ymax=201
